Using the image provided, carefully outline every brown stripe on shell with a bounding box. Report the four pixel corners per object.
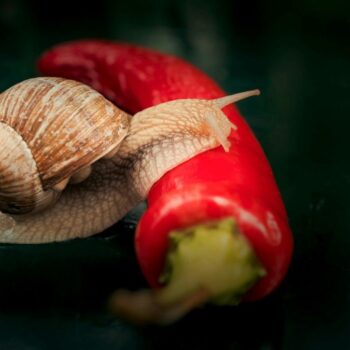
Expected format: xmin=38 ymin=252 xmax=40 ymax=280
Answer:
xmin=0 ymin=122 xmax=58 ymax=214
xmin=0 ymin=77 xmax=130 ymax=189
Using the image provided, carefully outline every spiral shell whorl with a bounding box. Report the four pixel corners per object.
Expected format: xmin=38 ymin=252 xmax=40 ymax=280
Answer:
xmin=0 ymin=77 xmax=129 ymax=214
xmin=0 ymin=122 xmax=57 ymax=214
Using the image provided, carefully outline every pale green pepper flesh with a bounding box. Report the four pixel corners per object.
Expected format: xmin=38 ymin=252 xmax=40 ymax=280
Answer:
xmin=158 ymin=218 xmax=266 ymax=306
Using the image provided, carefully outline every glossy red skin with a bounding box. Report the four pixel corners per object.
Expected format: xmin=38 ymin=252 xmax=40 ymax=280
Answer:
xmin=38 ymin=40 xmax=293 ymax=300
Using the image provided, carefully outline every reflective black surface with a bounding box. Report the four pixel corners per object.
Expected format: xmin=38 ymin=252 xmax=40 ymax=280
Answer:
xmin=0 ymin=0 xmax=349 ymax=348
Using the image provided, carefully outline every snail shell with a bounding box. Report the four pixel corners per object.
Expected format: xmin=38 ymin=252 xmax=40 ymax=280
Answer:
xmin=0 ymin=77 xmax=129 ymax=214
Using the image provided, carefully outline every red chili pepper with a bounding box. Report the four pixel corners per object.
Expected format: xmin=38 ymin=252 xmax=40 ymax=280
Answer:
xmin=38 ymin=40 xmax=293 ymax=315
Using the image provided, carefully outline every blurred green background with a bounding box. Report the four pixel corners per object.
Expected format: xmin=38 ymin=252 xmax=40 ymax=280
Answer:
xmin=0 ymin=0 xmax=349 ymax=349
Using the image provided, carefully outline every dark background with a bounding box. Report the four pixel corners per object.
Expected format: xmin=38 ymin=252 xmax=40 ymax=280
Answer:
xmin=0 ymin=0 xmax=349 ymax=349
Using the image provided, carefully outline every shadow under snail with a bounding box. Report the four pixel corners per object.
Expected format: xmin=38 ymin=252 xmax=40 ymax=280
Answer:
xmin=0 ymin=77 xmax=259 ymax=243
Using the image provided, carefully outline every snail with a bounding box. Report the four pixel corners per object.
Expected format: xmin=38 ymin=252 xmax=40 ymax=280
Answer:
xmin=0 ymin=77 xmax=259 ymax=243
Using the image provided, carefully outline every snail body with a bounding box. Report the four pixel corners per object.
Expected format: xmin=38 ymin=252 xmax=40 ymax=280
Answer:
xmin=0 ymin=78 xmax=257 ymax=243
xmin=0 ymin=77 xmax=129 ymax=214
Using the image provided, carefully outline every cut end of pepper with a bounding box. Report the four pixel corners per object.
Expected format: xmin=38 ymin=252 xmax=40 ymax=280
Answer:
xmin=158 ymin=218 xmax=265 ymax=306
xmin=109 ymin=218 xmax=265 ymax=325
